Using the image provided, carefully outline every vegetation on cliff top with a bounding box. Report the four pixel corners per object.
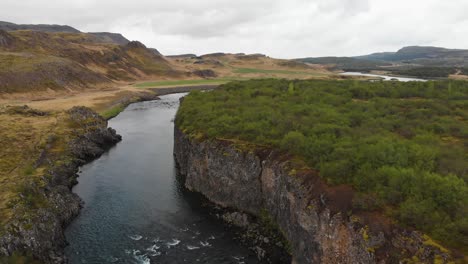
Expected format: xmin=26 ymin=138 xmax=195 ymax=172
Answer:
xmin=0 ymin=105 xmax=106 ymax=230
xmin=176 ymin=79 xmax=468 ymax=250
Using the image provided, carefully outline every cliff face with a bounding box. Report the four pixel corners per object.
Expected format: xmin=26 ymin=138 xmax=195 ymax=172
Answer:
xmin=174 ymin=128 xmax=373 ymax=263
xmin=174 ymin=128 xmax=452 ymax=264
xmin=0 ymin=107 xmax=122 ymax=263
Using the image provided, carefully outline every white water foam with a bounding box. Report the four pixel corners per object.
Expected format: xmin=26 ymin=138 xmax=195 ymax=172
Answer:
xmin=108 ymin=256 xmax=119 ymax=263
xmin=129 ymin=235 xmax=143 ymax=241
xmin=233 ymin=256 xmax=246 ymax=264
xmin=199 ymin=241 xmax=211 ymax=247
xmin=130 ymin=249 xmax=150 ymax=264
xmin=134 ymin=253 xmax=150 ymax=264
xmin=186 ymin=245 xmax=200 ymax=250
xmin=166 ymin=239 xmax=181 ymax=248
xmin=146 ymin=244 xmax=161 ymax=257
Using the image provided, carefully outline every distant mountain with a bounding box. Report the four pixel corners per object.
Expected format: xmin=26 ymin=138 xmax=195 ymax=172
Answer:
xmin=297 ymin=46 xmax=468 ymax=73
xmin=354 ymin=52 xmax=396 ymax=61
xmin=356 ymin=46 xmax=468 ymax=64
xmin=0 ymin=21 xmax=80 ymax=33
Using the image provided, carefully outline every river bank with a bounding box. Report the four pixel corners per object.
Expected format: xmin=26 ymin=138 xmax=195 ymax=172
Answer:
xmin=0 ymin=85 xmax=220 ymax=263
xmin=64 ymin=93 xmax=265 ymax=264
xmin=0 ymin=106 xmax=122 ymax=263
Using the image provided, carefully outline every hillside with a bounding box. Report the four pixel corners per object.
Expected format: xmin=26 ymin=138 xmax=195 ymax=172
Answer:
xmin=88 ymin=32 xmax=130 ymax=46
xmin=357 ymin=46 xmax=468 ymax=64
xmin=157 ymin=52 xmax=331 ymax=87
xmin=0 ymin=29 xmax=179 ymax=94
xmin=0 ymin=21 xmax=79 ymax=33
xmin=0 ymin=21 xmax=130 ymax=46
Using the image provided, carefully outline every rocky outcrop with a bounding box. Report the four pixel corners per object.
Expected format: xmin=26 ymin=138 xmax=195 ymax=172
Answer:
xmin=0 ymin=107 xmax=121 ymax=263
xmin=173 ymin=128 xmax=453 ymax=263
xmin=192 ymin=69 xmax=217 ymax=78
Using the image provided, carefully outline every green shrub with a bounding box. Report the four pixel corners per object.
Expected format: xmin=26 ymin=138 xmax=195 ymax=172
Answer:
xmin=176 ymin=79 xmax=468 ymax=249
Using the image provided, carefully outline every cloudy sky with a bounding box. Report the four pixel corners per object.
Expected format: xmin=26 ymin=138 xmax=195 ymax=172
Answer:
xmin=1 ymin=0 xmax=467 ymax=58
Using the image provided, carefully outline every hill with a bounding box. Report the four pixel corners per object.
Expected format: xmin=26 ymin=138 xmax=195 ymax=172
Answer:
xmin=0 ymin=29 xmax=179 ymax=94
xmin=357 ymin=46 xmax=468 ymax=66
xmin=163 ymin=52 xmax=331 ymax=85
xmin=88 ymin=32 xmax=130 ymax=46
xmin=297 ymin=46 xmax=468 ymax=77
xmin=0 ymin=21 xmax=80 ymax=33
xmin=0 ymin=21 xmax=130 ymax=46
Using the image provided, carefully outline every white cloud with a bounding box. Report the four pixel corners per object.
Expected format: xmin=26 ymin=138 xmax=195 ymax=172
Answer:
xmin=0 ymin=0 xmax=467 ymax=58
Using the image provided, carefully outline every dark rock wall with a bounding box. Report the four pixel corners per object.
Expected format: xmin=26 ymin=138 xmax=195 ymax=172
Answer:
xmin=174 ymin=127 xmax=454 ymax=264
xmin=174 ymin=128 xmax=374 ymax=264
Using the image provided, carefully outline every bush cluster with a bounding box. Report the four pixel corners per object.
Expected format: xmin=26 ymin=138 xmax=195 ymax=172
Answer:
xmin=176 ymin=79 xmax=468 ymax=249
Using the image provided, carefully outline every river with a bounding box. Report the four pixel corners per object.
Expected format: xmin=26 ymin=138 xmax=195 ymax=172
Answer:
xmin=340 ymin=72 xmax=426 ymax=82
xmin=65 ymin=93 xmax=258 ymax=264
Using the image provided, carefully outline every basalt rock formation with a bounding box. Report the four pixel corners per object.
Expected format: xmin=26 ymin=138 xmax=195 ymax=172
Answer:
xmin=173 ymin=127 xmax=453 ymax=264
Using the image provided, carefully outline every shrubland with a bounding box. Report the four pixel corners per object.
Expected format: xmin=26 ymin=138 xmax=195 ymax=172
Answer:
xmin=176 ymin=79 xmax=468 ymax=250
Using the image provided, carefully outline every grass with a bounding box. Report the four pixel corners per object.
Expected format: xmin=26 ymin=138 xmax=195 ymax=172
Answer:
xmin=0 ymin=252 xmax=42 ymax=264
xmin=100 ymin=104 xmax=125 ymax=120
xmin=232 ymin=67 xmax=321 ymax=75
xmin=135 ymin=78 xmax=235 ymax=88
xmin=0 ymin=111 xmax=57 ymax=226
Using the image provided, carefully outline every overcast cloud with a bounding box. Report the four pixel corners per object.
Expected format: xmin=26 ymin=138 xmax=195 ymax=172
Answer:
xmin=1 ymin=0 xmax=467 ymax=58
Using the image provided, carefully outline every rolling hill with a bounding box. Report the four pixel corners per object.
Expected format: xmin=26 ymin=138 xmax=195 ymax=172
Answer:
xmin=297 ymin=46 xmax=468 ymax=77
xmin=0 ymin=25 xmax=180 ymax=94
xmin=357 ymin=46 xmax=468 ymax=66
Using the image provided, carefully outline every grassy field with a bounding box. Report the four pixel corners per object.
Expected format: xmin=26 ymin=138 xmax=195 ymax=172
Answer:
xmin=135 ymin=78 xmax=235 ymax=88
xmin=0 ymin=108 xmax=61 ymax=227
xmin=232 ymin=67 xmax=322 ymax=75
xmin=135 ymin=68 xmax=329 ymax=89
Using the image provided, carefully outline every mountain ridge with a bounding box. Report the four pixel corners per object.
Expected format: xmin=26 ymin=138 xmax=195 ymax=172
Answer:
xmin=0 ymin=28 xmax=179 ymax=93
xmin=0 ymin=21 xmax=130 ymax=46
xmin=297 ymin=45 xmax=468 ymax=75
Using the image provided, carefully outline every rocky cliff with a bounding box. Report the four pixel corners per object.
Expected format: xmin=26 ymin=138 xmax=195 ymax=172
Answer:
xmin=173 ymin=128 xmax=453 ymax=264
xmin=0 ymin=107 xmax=121 ymax=263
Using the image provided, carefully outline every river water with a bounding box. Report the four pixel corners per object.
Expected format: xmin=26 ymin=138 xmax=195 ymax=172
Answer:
xmin=340 ymin=72 xmax=426 ymax=82
xmin=65 ymin=93 xmax=258 ymax=264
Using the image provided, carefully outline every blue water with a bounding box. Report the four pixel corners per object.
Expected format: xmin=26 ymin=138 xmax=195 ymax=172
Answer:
xmin=65 ymin=93 xmax=258 ymax=264
xmin=340 ymin=72 xmax=426 ymax=82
